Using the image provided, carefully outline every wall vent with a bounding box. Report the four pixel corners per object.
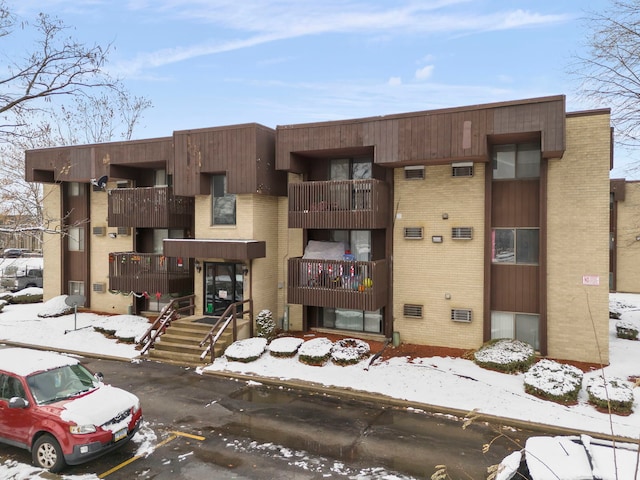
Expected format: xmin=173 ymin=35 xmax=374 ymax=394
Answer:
xmin=92 ymin=282 xmax=106 ymax=293
xmin=92 ymin=226 xmax=106 ymax=236
xmin=452 ymin=227 xmax=473 ymax=240
xmin=452 ymin=162 xmax=474 ymax=177
xmin=403 ymin=304 xmax=423 ymax=318
xmin=116 ymin=226 xmax=131 ymax=236
xmin=404 ymin=166 xmax=425 ymax=180
xmin=451 ymin=309 xmax=472 ymax=323
xmin=403 ymin=227 xmax=424 ymax=240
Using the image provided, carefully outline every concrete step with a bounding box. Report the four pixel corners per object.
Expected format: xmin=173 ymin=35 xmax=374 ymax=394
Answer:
xmin=146 ymin=349 xmax=208 ymax=367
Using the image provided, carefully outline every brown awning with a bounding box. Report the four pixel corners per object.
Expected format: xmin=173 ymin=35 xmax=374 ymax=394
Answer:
xmin=163 ymin=239 xmax=266 ymax=260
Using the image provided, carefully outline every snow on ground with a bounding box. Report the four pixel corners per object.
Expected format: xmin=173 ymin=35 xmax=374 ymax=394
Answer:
xmin=1 ymin=292 xmax=640 ymax=478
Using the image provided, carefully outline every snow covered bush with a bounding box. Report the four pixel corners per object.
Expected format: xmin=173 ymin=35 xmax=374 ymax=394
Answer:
xmin=524 ymin=359 xmax=583 ymax=405
xmin=298 ymin=337 xmax=333 ymax=366
xmin=224 ymin=337 xmax=268 ymax=363
xmin=616 ymin=320 xmax=639 ymax=340
xmin=268 ymin=336 xmax=304 ymax=358
xmin=256 ymin=309 xmax=276 ymax=339
xmin=473 ymin=339 xmax=535 ymax=373
xmin=331 ymin=338 xmax=370 ymax=366
xmin=37 ymin=295 xmax=74 ymax=317
xmin=586 ymin=375 xmax=635 ymax=415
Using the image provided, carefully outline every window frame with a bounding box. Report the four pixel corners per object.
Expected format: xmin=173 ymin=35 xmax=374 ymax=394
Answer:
xmin=67 ymin=227 xmax=85 ymax=252
xmin=492 ymin=143 xmax=541 ymax=180
xmin=490 ymin=311 xmax=540 ymax=350
xmin=211 ymin=174 xmax=236 ymax=226
xmin=492 ymin=227 xmax=539 ymax=265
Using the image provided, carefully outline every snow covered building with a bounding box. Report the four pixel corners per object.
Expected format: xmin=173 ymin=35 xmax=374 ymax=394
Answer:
xmin=24 ymin=95 xmax=612 ymax=364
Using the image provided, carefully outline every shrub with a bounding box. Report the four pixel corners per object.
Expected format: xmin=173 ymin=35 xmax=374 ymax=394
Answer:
xmin=256 ymin=309 xmax=276 ymax=339
xmin=11 ymin=291 xmax=43 ymax=304
xmin=586 ymin=375 xmax=635 ymax=415
xmin=524 ymin=359 xmax=583 ymax=405
xmin=473 ymin=339 xmax=535 ymax=373
xmin=331 ymin=338 xmax=371 ymax=366
xmin=224 ymin=337 xmax=268 ymax=363
xmin=269 ymin=336 xmax=304 ymax=358
xmin=616 ymin=321 xmax=639 ymax=340
xmin=298 ymin=337 xmax=333 ymax=366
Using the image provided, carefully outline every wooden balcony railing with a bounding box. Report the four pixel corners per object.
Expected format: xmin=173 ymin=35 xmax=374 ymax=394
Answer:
xmin=287 ymin=257 xmax=387 ymax=311
xmin=108 ymin=186 xmax=194 ymax=228
xmin=108 ymin=252 xmax=193 ymax=295
xmin=288 ymin=179 xmax=390 ymax=229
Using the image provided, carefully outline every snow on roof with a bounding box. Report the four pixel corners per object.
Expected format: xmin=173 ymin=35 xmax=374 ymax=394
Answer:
xmin=0 ymin=347 xmax=78 ymax=376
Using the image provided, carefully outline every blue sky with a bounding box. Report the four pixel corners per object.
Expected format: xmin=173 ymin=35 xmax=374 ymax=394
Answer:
xmin=9 ymin=0 xmax=634 ymax=176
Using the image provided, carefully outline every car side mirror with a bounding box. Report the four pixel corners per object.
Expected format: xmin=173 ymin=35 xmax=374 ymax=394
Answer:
xmin=94 ymin=372 xmax=104 ymax=383
xmin=8 ymin=397 xmax=29 ymax=409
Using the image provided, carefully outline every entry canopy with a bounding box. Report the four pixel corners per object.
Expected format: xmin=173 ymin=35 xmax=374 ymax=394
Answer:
xmin=163 ymin=239 xmax=266 ymax=260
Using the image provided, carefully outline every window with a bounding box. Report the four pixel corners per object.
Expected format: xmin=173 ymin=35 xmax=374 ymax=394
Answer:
xmin=330 ymin=230 xmax=371 ymax=261
xmin=67 ymin=227 xmax=84 ymax=252
xmin=211 ymin=175 xmax=236 ymax=225
xmin=321 ymin=308 xmax=382 ymax=333
xmin=491 ymin=311 xmax=540 ymax=350
xmin=492 ymin=143 xmax=540 ymax=180
xmin=492 ymin=228 xmax=539 ymax=264
xmin=68 ymin=281 xmax=85 ymax=297
xmin=68 ymin=182 xmax=83 ymax=196
xmin=0 ymin=374 xmax=25 ymax=400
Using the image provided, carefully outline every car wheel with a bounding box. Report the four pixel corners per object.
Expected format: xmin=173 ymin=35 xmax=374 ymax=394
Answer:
xmin=32 ymin=434 xmax=66 ymax=473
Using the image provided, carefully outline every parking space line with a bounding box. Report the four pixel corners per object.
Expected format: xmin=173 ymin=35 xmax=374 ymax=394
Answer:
xmin=98 ymin=431 xmax=204 ymax=478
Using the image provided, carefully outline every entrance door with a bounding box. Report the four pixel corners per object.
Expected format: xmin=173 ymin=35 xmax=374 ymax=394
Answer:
xmin=204 ymin=263 xmax=244 ymax=316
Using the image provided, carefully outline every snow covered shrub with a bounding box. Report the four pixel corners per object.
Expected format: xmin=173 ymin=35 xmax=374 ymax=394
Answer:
xmin=586 ymin=375 xmax=635 ymax=415
xmin=269 ymin=336 xmax=304 ymax=358
xmin=331 ymin=338 xmax=371 ymax=366
xmin=256 ymin=309 xmax=276 ymax=339
xmin=11 ymin=291 xmax=43 ymax=304
xmin=473 ymin=339 xmax=535 ymax=373
xmin=298 ymin=337 xmax=333 ymax=366
xmin=616 ymin=321 xmax=639 ymax=340
xmin=524 ymin=359 xmax=583 ymax=405
xmin=224 ymin=337 xmax=268 ymax=363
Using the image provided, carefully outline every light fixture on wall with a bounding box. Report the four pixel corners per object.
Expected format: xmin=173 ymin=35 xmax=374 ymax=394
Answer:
xmin=442 ymin=213 xmax=449 ymax=220
xmin=194 ymin=260 xmax=202 ymax=273
xmin=108 ymin=232 xmax=117 ymax=239
xmin=242 ymin=266 xmax=249 ymax=276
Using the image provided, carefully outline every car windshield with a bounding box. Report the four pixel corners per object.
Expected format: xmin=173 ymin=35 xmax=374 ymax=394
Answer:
xmin=27 ymin=364 xmax=99 ymax=405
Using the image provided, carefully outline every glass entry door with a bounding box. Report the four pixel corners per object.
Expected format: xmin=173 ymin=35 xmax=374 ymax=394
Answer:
xmin=204 ymin=262 xmax=244 ymax=316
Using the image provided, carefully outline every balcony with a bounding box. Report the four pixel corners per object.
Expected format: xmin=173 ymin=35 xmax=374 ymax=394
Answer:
xmin=288 ymin=179 xmax=390 ymax=229
xmin=108 ymin=252 xmax=193 ymax=295
xmin=108 ymin=186 xmax=194 ymax=229
xmin=287 ymin=257 xmax=388 ymax=311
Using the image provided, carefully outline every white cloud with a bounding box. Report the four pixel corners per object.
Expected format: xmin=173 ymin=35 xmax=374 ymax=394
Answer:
xmin=388 ymin=77 xmax=402 ymax=86
xmin=415 ymin=65 xmax=435 ymax=81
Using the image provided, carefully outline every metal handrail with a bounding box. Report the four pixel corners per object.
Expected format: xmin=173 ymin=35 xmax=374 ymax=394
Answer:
xmin=199 ymin=299 xmax=253 ymax=363
xmin=137 ymin=294 xmax=195 ymax=354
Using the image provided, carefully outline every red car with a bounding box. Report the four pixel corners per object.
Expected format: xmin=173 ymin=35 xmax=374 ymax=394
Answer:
xmin=0 ymin=347 xmax=143 ymax=472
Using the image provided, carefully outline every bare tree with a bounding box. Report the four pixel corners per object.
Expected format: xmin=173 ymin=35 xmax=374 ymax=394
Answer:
xmin=572 ymin=0 xmax=640 ymax=148
xmin=0 ymin=1 xmax=152 ymax=250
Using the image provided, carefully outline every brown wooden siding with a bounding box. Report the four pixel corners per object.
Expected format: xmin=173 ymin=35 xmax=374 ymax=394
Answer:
xmin=491 ymin=180 xmax=540 ymax=227
xmin=490 ymin=264 xmax=539 ymax=313
xmin=62 ymin=183 xmax=90 ymax=301
xmin=276 ymin=96 xmax=566 ymax=172
xmin=25 ymin=137 xmax=173 ymax=183
xmin=288 ymin=179 xmax=390 ymax=229
xmin=288 ymin=258 xmax=387 ymax=311
xmin=172 ymin=123 xmax=287 ymax=197
xmin=108 ymin=187 xmax=194 ymax=228
xmin=108 ymin=252 xmax=193 ymax=294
